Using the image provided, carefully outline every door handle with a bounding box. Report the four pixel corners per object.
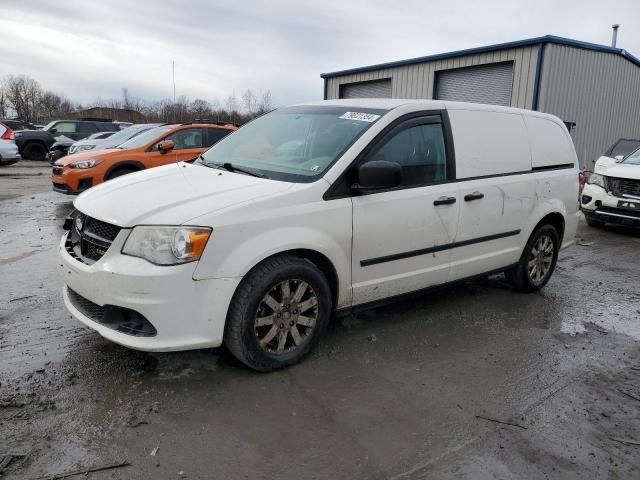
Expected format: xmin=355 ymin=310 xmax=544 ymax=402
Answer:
xmin=433 ymin=196 xmax=457 ymax=206
xmin=464 ymin=191 xmax=484 ymax=201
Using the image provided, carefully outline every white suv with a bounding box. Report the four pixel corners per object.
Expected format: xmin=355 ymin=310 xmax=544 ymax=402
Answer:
xmin=581 ymin=148 xmax=640 ymax=227
xmin=59 ymin=100 xmax=579 ymax=371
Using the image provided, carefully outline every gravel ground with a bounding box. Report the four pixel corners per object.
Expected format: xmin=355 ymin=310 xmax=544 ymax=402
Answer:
xmin=1 ymin=167 xmax=639 ymax=479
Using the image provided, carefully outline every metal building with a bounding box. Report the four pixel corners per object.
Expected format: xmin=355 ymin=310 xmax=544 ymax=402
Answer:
xmin=320 ymin=35 xmax=640 ymax=169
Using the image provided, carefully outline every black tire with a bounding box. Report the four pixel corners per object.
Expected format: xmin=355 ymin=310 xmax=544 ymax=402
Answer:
xmin=23 ymin=142 xmax=47 ymax=161
xmin=584 ymin=214 xmax=605 ymax=228
xmin=106 ymin=168 xmax=136 ymax=180
xmin=224 ymin=255 xmax=332 ymax=371
xmin=505 ymin=224 xmax=560 ymax=292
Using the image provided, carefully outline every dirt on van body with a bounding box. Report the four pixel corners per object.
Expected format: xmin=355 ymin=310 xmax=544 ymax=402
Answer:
xmin=1 ymin=176 xmax=639 ymax=479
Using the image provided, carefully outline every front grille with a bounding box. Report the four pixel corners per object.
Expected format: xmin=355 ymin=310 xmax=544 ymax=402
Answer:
xmin=608 ymin=176 xmax=640 ymax=199
xmin=66 ymin=212 xmax=122 ymax=265
xmin=67 ymin=288 xmax=157 ymax=337
xmin=52 ymin=166 xmax=63 ymax=176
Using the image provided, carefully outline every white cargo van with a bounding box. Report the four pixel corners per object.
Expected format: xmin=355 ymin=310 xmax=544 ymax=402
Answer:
xmin=59 ymin=100 xmax=579 ymax=371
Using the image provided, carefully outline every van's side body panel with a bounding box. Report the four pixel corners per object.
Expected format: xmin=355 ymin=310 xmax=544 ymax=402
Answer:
xmin=447 ymin=108 xmax=536 ymax=280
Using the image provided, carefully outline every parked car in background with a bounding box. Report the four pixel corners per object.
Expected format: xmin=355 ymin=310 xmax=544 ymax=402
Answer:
xmin=52 ymin=122 xmax=236 ymax=194
xmin=0 ymin=119 xmax=38 ymax=131
xmin=66 ymin=123 xmax=163 ymax=157
xmin=0 ymin=122 xmax=21 ymax=166
xmin=582 ymin=146 xmax=640 ymax=227
xmin=602 ymin=138 xmax=640 ymax=163
xmin=58 ymin=100 xmax=579 ymax=371
xmin=46 ymin=138 xmax=75 ymax=164
xmin=15 ymin=119 xmax=121 ymax=161
xmin=86 ymin=131 xmax=116 ymax=140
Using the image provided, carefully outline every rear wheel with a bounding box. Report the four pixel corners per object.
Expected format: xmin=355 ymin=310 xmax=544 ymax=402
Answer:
xmin=23 ymin=142 xmax=47 ymax=161
xmin=224 ymin=255 xmax=332 ymax=371
xmin=506 ymin=224 xmax=559 ymax=292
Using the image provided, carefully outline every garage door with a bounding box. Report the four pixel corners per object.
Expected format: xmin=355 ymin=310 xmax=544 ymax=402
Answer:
xmin=435 ymin=62 xmax=514 ymax=106
xmin=341 ymin=79 xmax=392 ymax=99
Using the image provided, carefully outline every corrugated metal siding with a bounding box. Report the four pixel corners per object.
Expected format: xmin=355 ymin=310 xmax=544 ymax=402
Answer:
xmin=538 ymin=44 xmax=640 ymax=169
xmin=326 ymin=45 xmax=539 ymax=109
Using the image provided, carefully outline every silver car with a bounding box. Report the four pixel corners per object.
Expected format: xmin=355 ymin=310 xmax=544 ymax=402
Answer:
xmin=0 ymin=122 xmax=21 ymax=166
xmin=67 ymin=123 xmax=163 ymax=155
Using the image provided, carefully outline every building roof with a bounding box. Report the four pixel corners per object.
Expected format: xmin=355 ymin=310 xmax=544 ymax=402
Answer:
xmin=320 ymin=35 xmax=640 ymax=79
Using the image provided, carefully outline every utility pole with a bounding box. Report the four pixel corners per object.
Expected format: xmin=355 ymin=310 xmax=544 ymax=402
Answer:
xmin=172 ymin=60 xmax=176 ymax=103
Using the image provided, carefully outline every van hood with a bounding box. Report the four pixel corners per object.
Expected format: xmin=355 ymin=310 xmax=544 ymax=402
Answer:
xmin=73 ymin=162 xmax=294 ymax=227
xmin=594 ymin=156 xmax=640 ymax=180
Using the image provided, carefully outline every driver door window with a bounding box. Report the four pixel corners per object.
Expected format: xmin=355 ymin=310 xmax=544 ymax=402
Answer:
xmin=365 ymin=123 xmax=447 ymax=188
xmin=155 ymin=128 xmax=203 ymax=151
xmin=152 ymin=128 xmax=205 ymax=166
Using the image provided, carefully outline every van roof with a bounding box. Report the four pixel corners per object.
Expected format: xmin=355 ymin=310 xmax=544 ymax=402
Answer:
xmin=295 ymin=99 xmax=563 ymax=122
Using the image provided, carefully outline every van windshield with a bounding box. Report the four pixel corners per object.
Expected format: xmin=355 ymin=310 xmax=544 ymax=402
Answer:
xmin=197 ymin=106 xmax=387 ymax=181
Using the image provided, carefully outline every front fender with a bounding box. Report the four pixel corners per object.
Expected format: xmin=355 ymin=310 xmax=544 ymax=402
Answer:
xmin=193 ymin=226 xmax=352 ymax=309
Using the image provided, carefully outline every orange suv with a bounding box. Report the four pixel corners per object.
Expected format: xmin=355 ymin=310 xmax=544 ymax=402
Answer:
xmin=52 ymin=122 xmax=237 ymax=194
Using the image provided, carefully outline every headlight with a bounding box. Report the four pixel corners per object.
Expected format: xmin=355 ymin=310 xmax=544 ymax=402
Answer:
xmin=587 ymin=173 xmax=607 ymax=189
xmin=122 ymin=226 xmax=211 ymax=265
xmin=69 ymin=158 xmax=104 ymax=169
xmin=77 ymin=145 xmax=96 ymax=152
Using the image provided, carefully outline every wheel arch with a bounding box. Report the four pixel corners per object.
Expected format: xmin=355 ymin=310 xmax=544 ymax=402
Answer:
xmin=533 ymin=212 xmax=565 ymax=244
xmin=241 ymin=249 xmax=340 ymax=310
xmin=104 ymin=160 xmax=145 ymax=181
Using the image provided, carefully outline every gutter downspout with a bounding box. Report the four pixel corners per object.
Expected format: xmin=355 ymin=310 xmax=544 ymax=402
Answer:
xmin=531 ymin=42 xmax=546 ymax=111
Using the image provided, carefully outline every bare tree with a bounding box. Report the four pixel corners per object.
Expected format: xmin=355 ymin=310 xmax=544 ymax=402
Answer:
xmin=241 ymin=89 xmax=258 ymax=116
xmin=3 ymin=75 xmax=42 ymax=121
xmin=224 ymin=93 xmax=239 ymax=124
xmin=257 ymin=90 xmax=273 ymax=115
xmin=189 ymin=98 xmax=211 ymax=119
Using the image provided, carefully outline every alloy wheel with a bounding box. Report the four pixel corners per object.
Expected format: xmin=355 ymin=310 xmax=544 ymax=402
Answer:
xmin=254 ymin=279 xmax=319 ymax=355
xmin=528 ymin=234 xmax=554 ymax=283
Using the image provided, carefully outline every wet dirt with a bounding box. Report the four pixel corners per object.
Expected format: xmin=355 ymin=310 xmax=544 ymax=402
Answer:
xmin=1 ymin=179 xmax=639 ymax=479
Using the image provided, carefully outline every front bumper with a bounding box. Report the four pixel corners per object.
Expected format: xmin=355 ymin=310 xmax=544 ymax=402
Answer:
xmin=59 ymin=231 xmax=241 ymax=351
xmin=52 ymin=168 xmax=93 ymax=194
xmin=581 ymin=184 xmax=640 ymax=226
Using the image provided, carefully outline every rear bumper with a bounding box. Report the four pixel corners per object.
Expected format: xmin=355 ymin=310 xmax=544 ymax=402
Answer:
xmin=0 ymin=153 xmax=21 ymax=166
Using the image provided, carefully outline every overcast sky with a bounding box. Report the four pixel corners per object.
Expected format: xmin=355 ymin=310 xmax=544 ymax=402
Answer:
xmin=2 ymin=0 xmax=639 ymax=107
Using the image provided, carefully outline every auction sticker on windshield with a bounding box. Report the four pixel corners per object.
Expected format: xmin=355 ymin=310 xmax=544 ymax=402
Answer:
xmin=339 ymin=112 xmax=381 ymax=122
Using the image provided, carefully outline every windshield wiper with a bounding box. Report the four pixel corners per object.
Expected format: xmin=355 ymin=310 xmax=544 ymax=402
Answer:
xmin=196 ymin=158 xmax=267 ymax=178
xmin=219 ymin=162 xmax=267 ymax=178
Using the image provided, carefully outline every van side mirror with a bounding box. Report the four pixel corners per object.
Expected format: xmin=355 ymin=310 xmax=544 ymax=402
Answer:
xmin=158 ymin=140 xmax=175 ymax=153
xmin=614 ymin=155 xmax=625 ymax=163
xmin=354 ymin=160 xmax=402 ymax=191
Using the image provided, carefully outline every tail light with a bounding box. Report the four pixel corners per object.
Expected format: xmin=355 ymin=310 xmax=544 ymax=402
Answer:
xmin=578 ymin=169 xmax=586 ymax=196
xmin=1 ymin=126 xmax=14 ymax=140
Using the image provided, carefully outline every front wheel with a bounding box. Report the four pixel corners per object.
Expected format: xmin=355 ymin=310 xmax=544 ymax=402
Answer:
xmin=505 ymin=225 xmax=559 ymax=292
xmin=224 ymin=255 xmax=332 ymax=371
